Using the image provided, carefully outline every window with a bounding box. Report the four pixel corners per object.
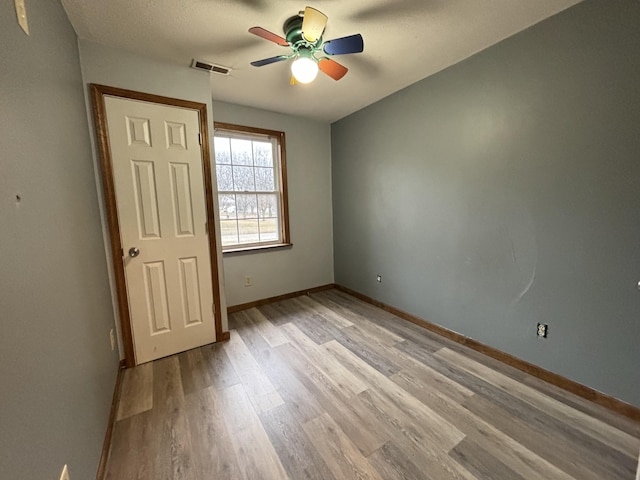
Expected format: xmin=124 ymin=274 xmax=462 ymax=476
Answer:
xmin=213 ymin=122 xmax=290 ymax=251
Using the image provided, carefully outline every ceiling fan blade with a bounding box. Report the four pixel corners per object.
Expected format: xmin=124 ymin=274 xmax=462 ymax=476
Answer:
xmin=301 ymin=6 xmax=327 ymax=42
xmin=251 ymin=55 xmax=289 ymax=67
xmin=318 ymin=58 xmax=348 ymax=81
xmin=323 ymin=34 xmax=364 ymax=55
xmin=249 ymin=26 xmax=289 ymax=46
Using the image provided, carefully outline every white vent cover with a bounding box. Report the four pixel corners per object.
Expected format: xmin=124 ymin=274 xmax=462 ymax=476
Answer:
xmin=191 ymin=59 xmax=231 ymax=75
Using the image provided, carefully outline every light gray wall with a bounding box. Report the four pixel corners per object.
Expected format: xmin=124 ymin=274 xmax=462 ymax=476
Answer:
xmin=331 ymin=0 xmax=640 ymax=407
xmin=77 ymin=40 xmax=229 ymax=338
xmin=0 ymin=1 xmax=119 ymax=478
xmin=213 ymin=102 xmax=334 ymax=306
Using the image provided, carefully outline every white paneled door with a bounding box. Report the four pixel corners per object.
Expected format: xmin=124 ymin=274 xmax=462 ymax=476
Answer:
xmin=104 ymin=96 xmax=216 ymax=364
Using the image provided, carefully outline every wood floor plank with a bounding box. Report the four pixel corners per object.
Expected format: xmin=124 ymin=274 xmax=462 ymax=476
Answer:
xmin=390 ymin=365 xmax=474 ymax=409
xmin=303 ymin=412 xmax=384 ymax=480
xmin=200 ymin=342 xmax=240 ymax=391
xmin=217 ymin=383 xmax=289 ymax=480
xmin=437 ymin=346 xmax=640 ymax=458
xmin=275 ymin=340 xmax=389 ymax=456
xmin=453 ymin=370 xmax=637 ymax=479
xmin=280 ymin=322 xmax=369 ymax=397
xmin=323 ymin=339 xmax=465 ymax=450
xmin=309 ymin=292 xmax=405 ymax=346
xmin=332 ymin=326 xmax=406 ymax=377
xmin=151 ymin=356 xmax=197 ymax=480
xmin=389 ymin=364 xmax=576 ymax=480
xmin=178 ymin=348 xmax=211 ymax=396
xmin=521 ymin=373 xmax=640 ymax=438
xmin=258 ymin=301 xmax=295 ymax=326
xmin=116 ymin=361 xmax=153 ymax=421
xmin=343 ymin=320 xmax=405 ymax=348
xmin=356 ymin=389 xmax=476 ymax=480
xmin=232 ymin=314 xmax=326 ymax=424
xmin=241 ymin=307 xmax=290 ymax=347
xmin=449 ymin=437 xmax=527 ymax=480
xmin=292 ymin=312 xmax=344 ymax=345
xmin=259 ymin=403 xmax=337 ymax=480
xmin=292 ymin=294 xmax=354 ymax=329
xmin=313 ymin=290 xmax=422 ymax=341
xmin=317 ymin=289 xmax=451 ymax=347
xmin=105 ymin=410 xmax=155 ymax=480
xmin=393 ymin=336 xmax=446 ymax=360
xmin=366 ymin=441 xmax=429 ymax=480
xmin=464 ymin=394 xmax=637 ymax=480
xmin=260 ymin=298 xmax=310 ymax=325
xmin=395 ymin=339 xmax=515 ymax=402
xmin=338 ymin=323 xmax=448 ymax=377
xmin=184 ymin=387 xmax=242 ymax=479
xmin=221 ymin=329 xmax=284 ymax=414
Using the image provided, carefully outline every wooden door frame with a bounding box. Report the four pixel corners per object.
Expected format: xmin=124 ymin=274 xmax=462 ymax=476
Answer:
xmin=91 ymin=84 xmax=226 ymax=368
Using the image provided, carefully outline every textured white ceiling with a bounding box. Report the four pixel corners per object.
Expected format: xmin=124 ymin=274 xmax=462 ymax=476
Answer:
xmin=61 ymin=0 xmax=582 ymax=123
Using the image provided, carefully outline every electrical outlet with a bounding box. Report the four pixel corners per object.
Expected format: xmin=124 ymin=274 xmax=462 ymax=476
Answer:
xmin=244 ymin=276 xmax=253 ymax=287
xmin=536 ymin=323 xmax=548 ymax=338
xmin=59 ymin=464 xmax=70 ymax=480
xmin=109 ymin=329 xmax=115 ymax=351
xmin=376 ymin=274 xmax=382 ymax=283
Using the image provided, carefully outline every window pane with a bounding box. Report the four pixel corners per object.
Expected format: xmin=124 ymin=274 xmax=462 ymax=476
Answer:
xmin=238 ymin=219 xmax=259 ymax=244
xmin=219 ymin=219 xmax=239 ymax=246
xmin=253 ymin=141 xmax=273 ymax=167
xmin=254 ymin=167 xmax=275 ymax=191
xmin=218 ymin=194 xmax=236 ymax=219
xmin=216 ymin=165 xmax=233 ymax=191
xmin=214 ymin=124 xmax=288 ymax=251
xmin=231 ymin=138 xmax=253 ymax=165
xmin=236 ymin=194 xmax=257 ymax=219
xmin=233 ymin=166 xmax=255 ymax=191
xmin=257 ymin=194 xmax=278 ymax=220
xmin=214 ymin=137 xmax=231 ymax=164
xmin=259 ymin=217 xmax=279 ymax=243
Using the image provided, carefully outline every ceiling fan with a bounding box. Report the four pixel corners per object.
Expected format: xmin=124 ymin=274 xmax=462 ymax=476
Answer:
xmin=249 ymin=6 xmax=364 ymax=84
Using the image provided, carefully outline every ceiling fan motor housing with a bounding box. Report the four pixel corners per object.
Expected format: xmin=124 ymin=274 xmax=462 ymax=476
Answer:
xmin=284 ymin=15 xmax=322 ymax=52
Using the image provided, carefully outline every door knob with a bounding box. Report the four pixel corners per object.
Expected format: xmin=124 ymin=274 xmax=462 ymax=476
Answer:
xmin=128 ymin=247 xmax=140 ymax=258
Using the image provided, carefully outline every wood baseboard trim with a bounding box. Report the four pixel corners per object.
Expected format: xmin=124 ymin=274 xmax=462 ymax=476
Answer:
xmin=335 ymin=284 xmax=640 ymax=422
xmin=218 ymin=331 xmax=231 ymax=342
xmin=227 ymin=284 xmax=336 ymax=314
xmin=96 ymin=359 xmax=126 ymax=479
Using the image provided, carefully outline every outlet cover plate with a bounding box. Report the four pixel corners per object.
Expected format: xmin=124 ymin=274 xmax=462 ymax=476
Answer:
xmin=536 ymin=323 xmax=548 ymax=338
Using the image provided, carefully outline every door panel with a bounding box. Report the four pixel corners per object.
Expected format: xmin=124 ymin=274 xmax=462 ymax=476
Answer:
xmin=170 ymin=162 xmax=195 ymax=236
xmin=132 ymin=160 xmax=161 ymax=238
xmin=105 ymin=96 xmax=216 ymax=364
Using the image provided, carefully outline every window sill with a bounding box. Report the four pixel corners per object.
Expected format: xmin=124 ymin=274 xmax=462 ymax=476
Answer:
xmin=222 ymin=242 xmax=293 ymax=256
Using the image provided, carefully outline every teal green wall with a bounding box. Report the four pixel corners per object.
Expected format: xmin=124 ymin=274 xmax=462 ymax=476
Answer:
xmin=0 ymin=0 xmax=119 ymax=477
xmin=331 ymin=0 xmax=640 ymax=407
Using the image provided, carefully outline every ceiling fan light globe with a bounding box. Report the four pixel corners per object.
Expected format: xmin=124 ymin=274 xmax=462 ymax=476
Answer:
xmin=291 ymin=57 xmax=318 ymax=84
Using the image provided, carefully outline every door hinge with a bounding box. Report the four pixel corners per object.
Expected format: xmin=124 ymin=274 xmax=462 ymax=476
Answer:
xmin=120 ymin=248 xmax=124 ymax=257
xmin=198 ymin=133 xmax=202 ymax=145
xmin=205 ymin=221 xmax=208 ymax=235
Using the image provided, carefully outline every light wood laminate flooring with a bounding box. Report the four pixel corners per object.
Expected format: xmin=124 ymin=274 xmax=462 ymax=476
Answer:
xmin=105 ymin=289 xmax=640 ymax=479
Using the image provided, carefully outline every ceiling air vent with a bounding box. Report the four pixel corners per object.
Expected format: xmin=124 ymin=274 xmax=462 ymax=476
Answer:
xmin=191 ymin=59 xmax=231 ymax=75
